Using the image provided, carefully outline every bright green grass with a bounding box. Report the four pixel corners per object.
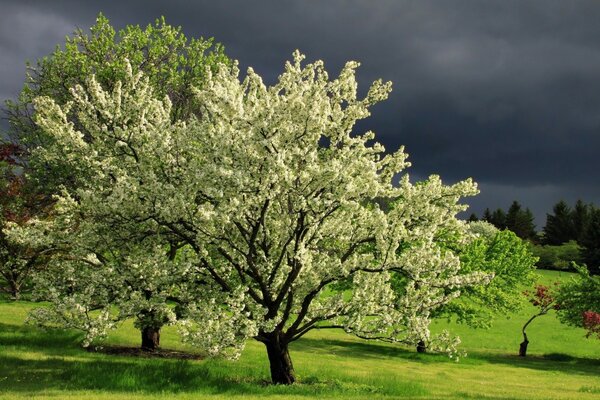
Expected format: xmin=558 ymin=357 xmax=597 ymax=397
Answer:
xmin=1 ymin=270 xmax=599 ymax=399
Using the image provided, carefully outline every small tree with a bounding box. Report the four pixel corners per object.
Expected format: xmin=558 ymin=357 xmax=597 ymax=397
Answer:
xmin=519 ymin=283 xmax=559 ymax=357
xmin=10 ymin=208 xmax=191 ymax=350
xmin=27 ymin=51 xmax=492 ymax=384
xmin=467 ymin=213 xmax=479 ymax=222
xmin=555 ymin=266 xmax=600 ymax=337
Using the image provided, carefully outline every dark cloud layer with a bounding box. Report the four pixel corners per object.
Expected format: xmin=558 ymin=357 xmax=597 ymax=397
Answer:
xmin=2 ymin=0 xmax=600 ymax=225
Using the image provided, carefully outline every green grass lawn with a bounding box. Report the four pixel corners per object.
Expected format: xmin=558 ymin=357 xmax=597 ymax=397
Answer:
xmin=1 ymin=270 xmax=599 ymax=399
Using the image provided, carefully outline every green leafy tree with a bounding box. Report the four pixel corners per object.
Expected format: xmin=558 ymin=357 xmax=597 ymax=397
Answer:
xmin=0 ymin=144 xmax=53 ymax=300
xmin=3 ymin=13 xmax=229 ymax=195
xmin=543 ymin=200 xmax=575 ymax=245
xmin=556 ymin=266 xmax=600 ymax=335
xmin=4 ymin=14 xmax=229 ymax=350
xmin=436 ymin=222 xmax=537 ymax=330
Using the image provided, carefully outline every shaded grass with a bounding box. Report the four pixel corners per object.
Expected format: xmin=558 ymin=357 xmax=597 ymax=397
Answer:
xmin=0 ymin=311 xmax=428 ymax=398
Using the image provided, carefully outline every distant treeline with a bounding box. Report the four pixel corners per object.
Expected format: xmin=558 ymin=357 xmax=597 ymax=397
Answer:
xmin=469 ymin=200 xmax=600 ymax=274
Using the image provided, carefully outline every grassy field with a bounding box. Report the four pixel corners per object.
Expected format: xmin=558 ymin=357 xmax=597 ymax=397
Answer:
xmin=1 ymin=270 xmax=600 ymax=399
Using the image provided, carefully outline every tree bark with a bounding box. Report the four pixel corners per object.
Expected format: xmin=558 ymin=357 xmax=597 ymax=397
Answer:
xmin=264 ymin=336 xmax=295 ymax=384
xmin=519 ymin=332 xmax=529 ymax=357
xmin=141 ymin=326 xmax=160 ymax=351
xmin=10 ymin=289 xmax=21 ymax=301
xmin=416 ymin=340 xmax=427 ymax=353
xmin=9 ymin=281 xmax=21 ymax=301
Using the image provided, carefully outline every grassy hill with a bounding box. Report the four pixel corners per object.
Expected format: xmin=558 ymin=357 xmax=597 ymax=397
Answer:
xmin=1 ymin=270 xmax=600 ymax=399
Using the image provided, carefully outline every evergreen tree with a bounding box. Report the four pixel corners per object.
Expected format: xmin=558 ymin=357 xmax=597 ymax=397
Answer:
xmin=572 ymin=199 xmax=590 ymax=244
xmin=523 ymin=208 xmax=538 ymax=241
xmin=482 ymin=208 xmax=493 ymax=223
xmin=505 ymin=201 xmax=536 ymax=240
xmin=581 ymin=206 xmax=600 ymax=275
xmin=543 ymin=200 xmax=575 ymax=245
xmin=490 ymin=208 xmax=507 ymax=229
xmin=467 ymin=213 xmax=479 ymax=222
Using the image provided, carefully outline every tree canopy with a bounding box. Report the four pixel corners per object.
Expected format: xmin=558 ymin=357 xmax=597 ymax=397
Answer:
xmin=10 ymin=51 xmax=497 ymax=384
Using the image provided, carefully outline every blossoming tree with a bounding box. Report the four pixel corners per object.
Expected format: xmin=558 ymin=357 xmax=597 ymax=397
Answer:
xmin=24 ymin=52 xmax=493 ymax=384
xmin=8 ymin=63 xmax=201 ymax=350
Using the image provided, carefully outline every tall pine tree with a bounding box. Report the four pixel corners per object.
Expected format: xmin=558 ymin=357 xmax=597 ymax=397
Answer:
xmin=505 ymin=201 xmax=536 ymax=240
xmin=543 ymin=200 xmax=576 ymax=245
xmin=482 ymin=208 xmax=493 ymax=223
xmin=572 ymin=199 xmax=590 ymax=244
xmin=490 ymin=208 xmax=507 ymax=229
xmin=581 ymin=206 xmax=600 ymax=275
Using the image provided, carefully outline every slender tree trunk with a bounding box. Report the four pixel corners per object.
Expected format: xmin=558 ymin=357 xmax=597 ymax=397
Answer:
xmin=519 ymin=313 xmax=539 ymax=357
xmin=416 ymin=340 xmax=427 ymax=353
xmin=264 ymin=334 xmax=295 ymax=384
xmin=141 ymin=326 xmax=161 ymax=351
xmin=519 ymin=331 xmax=529 ymax=357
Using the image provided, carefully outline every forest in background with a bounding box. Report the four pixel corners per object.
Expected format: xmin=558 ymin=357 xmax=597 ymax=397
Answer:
xmin=469 ymin=199 xmax=600 ymax=273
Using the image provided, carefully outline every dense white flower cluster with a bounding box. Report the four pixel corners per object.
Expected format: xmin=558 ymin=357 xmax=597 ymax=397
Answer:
xmin=13 ymin=52 xmax=494 ymax=375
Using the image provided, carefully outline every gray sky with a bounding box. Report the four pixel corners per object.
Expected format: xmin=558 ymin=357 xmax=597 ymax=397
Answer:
xmin=2 ymin=0 xmax=600 ymax=227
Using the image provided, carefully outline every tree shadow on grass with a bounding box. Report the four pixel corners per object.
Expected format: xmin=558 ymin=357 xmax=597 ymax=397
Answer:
xmin=0 ymin=322 xmax=84 ymax=355
xmin=293 ymin=335 xmax=600 ymax=378
xmin=0 ymin=354 xmax=428 ymax=397
xmin=0 ymin=354 xmax=256 ymax=394
xmin=0 ymin=323 xmax=426 ymax=397
xmin=292 ymin=336 xmax=446 ymax=363
xmin=0 ymin=321 xmax=268 ymax=395
xmin=474 ymin=351 xmax=600 ymax=377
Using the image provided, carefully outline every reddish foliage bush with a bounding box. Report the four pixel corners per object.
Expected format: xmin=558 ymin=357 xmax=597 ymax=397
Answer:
xmin=523 ymin=283 xmax=560 ymax=311
xmin=582 ymin=311 xmax=600 ymax=339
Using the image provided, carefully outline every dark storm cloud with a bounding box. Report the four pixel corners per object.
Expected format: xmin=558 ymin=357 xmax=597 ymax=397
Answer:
xmin=2 ymin=0 xmax=600 ymax=224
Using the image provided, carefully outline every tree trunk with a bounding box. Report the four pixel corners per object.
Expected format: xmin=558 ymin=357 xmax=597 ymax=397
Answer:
xmin=9 ymin=281 xmax=21 ymax=301
xmin=141 ymin=326 xmax=160 ymax=351
xmin=519 ymin=313 xmax=540 ymax=357
xmin=416 ymin=340 xmax=427 ymax=353
xmin=264 ymin=337 xmax=295 ymax=384
xmin=519 ymin=335 xmax=529 ymax=357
